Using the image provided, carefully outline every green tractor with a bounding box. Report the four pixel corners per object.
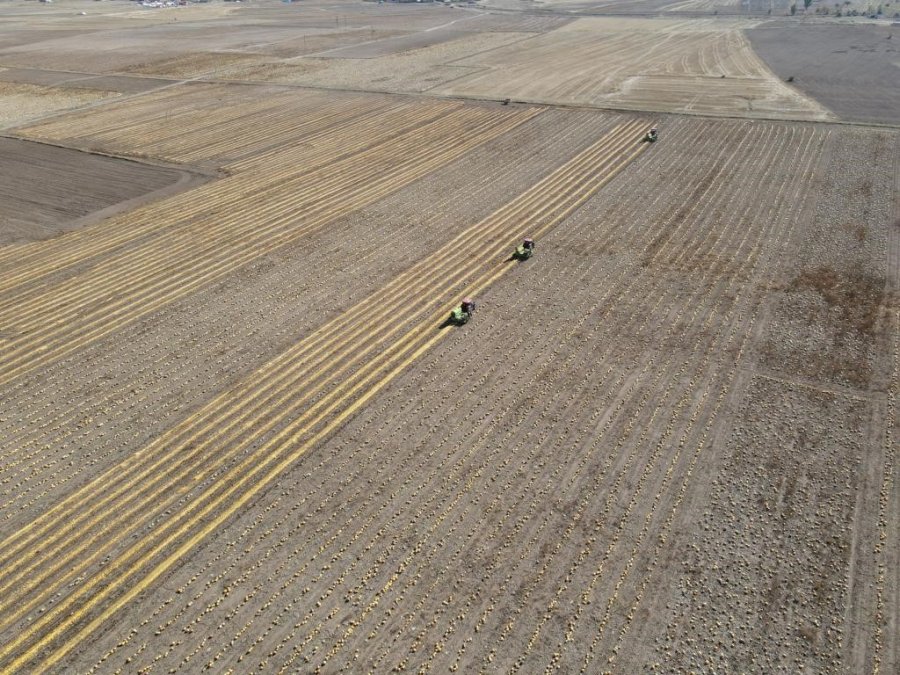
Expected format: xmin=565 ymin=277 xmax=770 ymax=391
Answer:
xmin=643 ymin=127 xmax=658 ymax=143
xmin=448 ymin=297 xmax=476 ymax=325
xmin=512 ymin=237 xmax=535 ymax=261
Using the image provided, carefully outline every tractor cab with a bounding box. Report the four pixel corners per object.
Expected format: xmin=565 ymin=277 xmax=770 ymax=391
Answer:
xmin=450 ymin=297 xmax=476 ymax=325
xmin=514 ymin=237 xmax=535 ymax=260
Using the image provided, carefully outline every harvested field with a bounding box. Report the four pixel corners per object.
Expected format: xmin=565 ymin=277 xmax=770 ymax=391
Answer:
xmin=0 ymin=68 xmax=76 ymax=87
xmin=0 ymin=1 xmax=898 ymax=673
xmin=0 ymin=99 xmax=897 ymax=673
xmin=0 ymin=30 xmax=90 ymax=51
xmin=0 ymin=81 xmax=117 ymax=130
xmin=431 ymin=17 xmax=833 ymax=119
xmin=225 ymin=31 xmax=534 ymax=92
xmin=0 ymin=137 xmax=193 ymax=246
xmin=315 ymin=26 xmax=482 ymax=59
xmin=0 ymin=68 xmax=175 ymax=93
xmin=0 ymin=1 xmax=478 ymax=75
xmin=0 ymin=99 xmax=540 ymax=386
xmin=14 ymin=84 xmax=466 ymax=167
xmin=486 ymin=0 xmax=792 ymax=14
xmin=749 ymin=22 xmax=900 ymax=126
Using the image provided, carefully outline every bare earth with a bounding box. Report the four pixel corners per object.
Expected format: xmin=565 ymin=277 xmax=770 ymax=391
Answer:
xmin=0 ymin=1 xmax=897 ymax=674
xmin=0 ymin=136 xmax=194 ymax=245
xmin=749 ymin=21 xmax=900 ymax=126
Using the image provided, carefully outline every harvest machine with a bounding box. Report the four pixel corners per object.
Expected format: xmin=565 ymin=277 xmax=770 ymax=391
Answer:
xmin=513 ymin=237 xmax=535 ymax=261
xmin=449 ymin=298 xmax=476 ymax=325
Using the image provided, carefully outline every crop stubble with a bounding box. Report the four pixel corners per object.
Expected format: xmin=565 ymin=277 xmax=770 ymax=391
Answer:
xmin=0 ymin=105 xmax=611 ymax=535
xmin=0 ymin=28 xmax=897 ymax=670
xmin=0 ymin=108 xmax=650 ymax=671
xmin=43 ymin=114 xmax=873 ymax=675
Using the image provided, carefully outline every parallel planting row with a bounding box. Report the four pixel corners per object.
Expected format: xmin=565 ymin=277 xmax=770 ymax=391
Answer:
xmin=0 ymin=120 xmax=649 ymax=671
xmin=0 ymin=108 xmax=616 ymax=530
xmin=14 ymin=84 xmax=421 ymax=166
xmin=57 ymin=118 xmax=829 ymax=673
xmin=0 ymin=101 xmax=537 ymax=387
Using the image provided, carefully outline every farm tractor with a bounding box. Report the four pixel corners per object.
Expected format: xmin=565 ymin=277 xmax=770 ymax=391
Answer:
xmin=449 ymin=297 xmax=476 ymax=325
xmin=512 ymin=237 xmax=535 ymax=261
xmin=643 ymin=127 xmax=658 ymax=143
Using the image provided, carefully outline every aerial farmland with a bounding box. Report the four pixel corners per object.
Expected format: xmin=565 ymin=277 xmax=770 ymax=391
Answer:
xmin=0 ymin=0 xmax=896 ymax=672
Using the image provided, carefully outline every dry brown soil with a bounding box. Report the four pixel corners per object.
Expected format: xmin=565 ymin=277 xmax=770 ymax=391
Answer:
xmin=0 ymin=136 xmax=194 ymax=245
xmin=0 ymin=1 xmax=897 ymax=674
xmin=749 ymin=21 xmax=900 ymax=126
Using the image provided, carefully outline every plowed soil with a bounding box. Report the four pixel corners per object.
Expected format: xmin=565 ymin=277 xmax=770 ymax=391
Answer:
xmin=430 ymin=17 xmax=831 ymax=119
xmin=0 ymin=1 xmax=897 ymax=674
xmin=748 ymin=22 xmax=900 ymax=125
xmin=0 ymin=137 xmax=193 ymax=245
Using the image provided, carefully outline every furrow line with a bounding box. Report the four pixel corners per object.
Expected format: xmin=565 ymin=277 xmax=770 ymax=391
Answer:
xmin=0 ymin=125 xmax=648 ymax=662
xmin=0 ymin=104 xmax=503 ymax=307
xmin=0 ymin=99 xmax=463 ymax=287
xmin=0 ymin=119 xmax=638 ymax=576
xmin=0 ymin=111 xmax=540 ymax=386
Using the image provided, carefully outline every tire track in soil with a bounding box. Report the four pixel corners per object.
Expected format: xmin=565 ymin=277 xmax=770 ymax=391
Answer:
xmin=483 ymin=124 xmax=807 ymax=675
xmin=0 ymin=107 xmax=538 ymax=388
xmin=0 ymin=121 xmax=648 ymax=673
xmin=0 ymin=109 xmax=609 ymax=525
xmin=873 ymin=135 xmax=900 ymax=673
xmin=87 ymin=119 xmax=702 ymax=675
xmin=868 ymin=310 xmax=897 ymax=675
xmin=262 ymin=120 xmax=768 ymax=667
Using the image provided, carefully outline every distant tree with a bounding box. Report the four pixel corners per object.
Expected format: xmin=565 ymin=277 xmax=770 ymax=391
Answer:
xmin=791 ymin=2 xmax=797 ymax=12
xmin=804 ymin=0 xmax=813 ymax=9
